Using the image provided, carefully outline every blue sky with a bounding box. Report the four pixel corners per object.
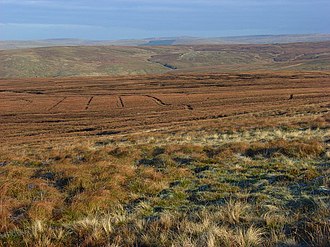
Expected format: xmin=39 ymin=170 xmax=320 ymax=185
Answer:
xmin=1 ymin=0 xmax=329 ymax=40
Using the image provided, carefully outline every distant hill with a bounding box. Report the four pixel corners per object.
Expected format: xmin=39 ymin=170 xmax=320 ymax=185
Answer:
xmin=187 ymin=34 xmax=330 ymax=45
xmin=0 ymin=41 xmax=329 ymax=78
xmin=1 ymin=34 xmax=330 ymax=50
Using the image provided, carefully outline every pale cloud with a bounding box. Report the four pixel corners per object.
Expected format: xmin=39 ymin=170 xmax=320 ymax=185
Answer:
xmin=1 ymin=0 xmax=328 ymax=14
xmin=0 ymin=22 xmax=105 ymax=29
xmin=0 ymin=0 xmax=50 ymax=4
xmin=0 ymin=0 xmax=195 ymax=12
xmin=1 ymin=0 xmax=328 ymax=6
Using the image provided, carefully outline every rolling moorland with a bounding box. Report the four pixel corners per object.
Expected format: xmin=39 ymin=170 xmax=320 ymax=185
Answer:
xmin=0 ymin=41 xmax=330 ymax=78
xmin=0 ymin=41 xmax=329 ymax=246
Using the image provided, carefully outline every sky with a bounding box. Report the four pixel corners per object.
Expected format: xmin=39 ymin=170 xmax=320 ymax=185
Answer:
xmin=1 ymin=0 xmax=330 ymax=40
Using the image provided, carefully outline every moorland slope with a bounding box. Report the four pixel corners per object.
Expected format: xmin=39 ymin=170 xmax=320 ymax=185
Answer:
xmin=0 ymin=41 xmax=330 ymax=78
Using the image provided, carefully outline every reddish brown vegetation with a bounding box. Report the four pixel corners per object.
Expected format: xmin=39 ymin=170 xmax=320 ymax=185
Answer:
xmin=0 ymin=71 xmax=329 ymax=146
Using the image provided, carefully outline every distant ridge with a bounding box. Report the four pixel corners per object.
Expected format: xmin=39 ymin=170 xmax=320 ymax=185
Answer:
xmin=1 ymin=34 xmax=330 ymax=50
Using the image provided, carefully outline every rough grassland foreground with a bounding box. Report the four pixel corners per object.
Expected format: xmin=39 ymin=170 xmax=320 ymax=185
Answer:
xmin=0 ymin=72 xmax=329 ymax=246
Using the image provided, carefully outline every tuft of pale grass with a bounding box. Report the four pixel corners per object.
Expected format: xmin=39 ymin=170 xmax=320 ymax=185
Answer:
xmin=236 ymin=226 xmax=265 ymax=247
xmin=23 ymin=220 xmax=53 ymax=247
xmin=223 ymin=199 xmax=251 ymax=224
xmin=262 ymin=205 xmax=288 ymax=230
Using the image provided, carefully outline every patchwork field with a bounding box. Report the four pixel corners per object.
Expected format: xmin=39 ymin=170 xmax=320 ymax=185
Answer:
xmin=0 ymin=71 xmax=329 ymax=246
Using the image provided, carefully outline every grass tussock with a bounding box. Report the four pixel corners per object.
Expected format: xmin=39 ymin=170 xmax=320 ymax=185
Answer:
xmin=0 ymin=127 xmax=329 ymax=246
xmin=245 ymin=139 xmax=325 ymax=159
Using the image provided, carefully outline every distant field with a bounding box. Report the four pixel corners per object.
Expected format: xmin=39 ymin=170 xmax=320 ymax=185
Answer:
xmin=0 ymin=41 xmax=330 ymax=78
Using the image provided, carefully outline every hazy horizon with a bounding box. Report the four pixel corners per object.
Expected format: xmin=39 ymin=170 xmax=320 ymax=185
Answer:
xmin=1 ymin=0 xmax=330 ymax=40
xmin=2 ymin=33 xmax=330 ymax=42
